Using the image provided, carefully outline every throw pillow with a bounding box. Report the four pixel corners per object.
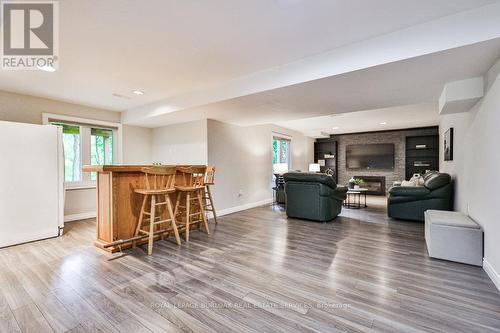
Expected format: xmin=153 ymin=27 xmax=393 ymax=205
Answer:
xmin=409 ymin=174 xmax=425 ymax=187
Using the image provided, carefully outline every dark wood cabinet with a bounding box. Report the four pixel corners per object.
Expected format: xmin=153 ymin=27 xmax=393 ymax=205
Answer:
xmin=314 ymin=138 xmax=338 ymax=182
xmin=405 ymin=135 xmax=439 ymax=179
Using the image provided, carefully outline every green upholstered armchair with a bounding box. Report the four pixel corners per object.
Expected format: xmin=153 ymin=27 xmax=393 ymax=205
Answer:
xmin=387 ymin=171 xmax=453 ymax=222
xmin=283 ymin=172 xmax=347 ymax=222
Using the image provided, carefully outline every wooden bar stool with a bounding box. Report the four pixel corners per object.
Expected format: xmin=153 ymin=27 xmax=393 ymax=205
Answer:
xmin=174 ymin=166 xmax=210 ymax=242
xmin=134 ymin=166 xmax=181 ymax=255
xmin=203 ymin=166 xmax=217 ymax=224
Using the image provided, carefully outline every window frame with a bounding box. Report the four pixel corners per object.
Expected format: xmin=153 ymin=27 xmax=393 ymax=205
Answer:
xmin=90 ymin=127 xmax=115 ymax=180
xmin=272 ymin=132 xmax=292 ymax=169
xmin=42 ymin=113 xmax=122 ymax=189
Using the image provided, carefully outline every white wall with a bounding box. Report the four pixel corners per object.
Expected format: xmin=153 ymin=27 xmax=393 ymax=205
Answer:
xmin=439 ymin=112 xmax=472 ymax=212
xmin=207 ymin=119 xmax=314 ymax=212
xmin=122 ymin=125 xmax=152 ymax=164
xmin=150 ymin=118 xmax=313 ymax=213
xmin=152 ymin=119 xmax=208 ymax=164
xmin=0 ymin=90 xmax=121 ymax=124
xmin=439 ymin=58 xmax=500 ymax=288
xmin=289 ymin=129 xmax=315 ymax=172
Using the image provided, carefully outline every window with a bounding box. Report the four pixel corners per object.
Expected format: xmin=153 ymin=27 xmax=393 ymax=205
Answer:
xmin=272 ymin=136 xmax=291 ymax=170
xmin=52 ymin=123 xmax=81 ymax=182
xmin=90 ymin=128 xmax=113 ymax=180
xmin=45 ymin=114 xmax=120 ymax=187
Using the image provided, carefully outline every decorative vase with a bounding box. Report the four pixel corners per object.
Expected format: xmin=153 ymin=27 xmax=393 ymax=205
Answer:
xmin=354 ymin=185 xmax=360 ymax=189
xmin=348 ymin=178 xmax=355 ymax=189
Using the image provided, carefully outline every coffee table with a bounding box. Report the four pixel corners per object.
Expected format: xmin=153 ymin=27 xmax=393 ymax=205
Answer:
xmin=344 ymin=188 xmax=368 ymax=209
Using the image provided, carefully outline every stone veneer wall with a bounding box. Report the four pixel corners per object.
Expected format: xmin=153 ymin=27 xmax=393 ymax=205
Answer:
xmin=331 ymin=127 xmax=438 ymax=193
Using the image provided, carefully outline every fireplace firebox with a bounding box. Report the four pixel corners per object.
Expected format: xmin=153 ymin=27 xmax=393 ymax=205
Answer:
xmin=353 ymin=176 xmax=386 ymax=195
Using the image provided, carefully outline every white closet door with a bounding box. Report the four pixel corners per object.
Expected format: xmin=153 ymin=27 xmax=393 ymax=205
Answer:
xmin=0 ymin=121 xmax=63 ymax=247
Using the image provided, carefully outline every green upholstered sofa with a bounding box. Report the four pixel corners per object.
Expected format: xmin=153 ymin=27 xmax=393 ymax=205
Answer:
xmin=283 ymin=172 xmax=347 ymax=222
xmin=387 ymin=171 xmax=453 ymax=222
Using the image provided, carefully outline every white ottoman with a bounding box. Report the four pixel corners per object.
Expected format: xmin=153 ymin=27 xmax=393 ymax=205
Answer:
xmin=425 ymin=210 xmax=483 ymax=266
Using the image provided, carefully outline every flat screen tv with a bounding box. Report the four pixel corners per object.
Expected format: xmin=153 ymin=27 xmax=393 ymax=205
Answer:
xmin=346 ymin=144 xmax=395 ymax=169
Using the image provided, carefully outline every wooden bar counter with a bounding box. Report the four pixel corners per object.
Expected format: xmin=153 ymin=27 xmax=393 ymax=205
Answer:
xmin=82 ymin=165 xmax=199 ymax=252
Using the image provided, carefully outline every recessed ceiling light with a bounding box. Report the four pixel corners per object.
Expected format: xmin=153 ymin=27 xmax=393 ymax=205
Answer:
xmin=332 ymin=126 xmax=339 ymax=130
xmin=112 ymin=93 xmax=131 ymax=99
xmin=380 ymin=122 xmax=387 ymax=125
xmin=37 ymin=64 xmax=56 ymax=72
xmin=132 ymin=90 xmax=145 ymax=95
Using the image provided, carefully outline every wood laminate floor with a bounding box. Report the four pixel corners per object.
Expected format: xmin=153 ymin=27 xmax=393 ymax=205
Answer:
xmin=1 ymin=203 xmax=499 ymax=333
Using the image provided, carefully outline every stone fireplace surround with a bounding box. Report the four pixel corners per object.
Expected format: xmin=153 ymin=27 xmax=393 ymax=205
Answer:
xmin=330 ymin=127 xmax=439 ymax=194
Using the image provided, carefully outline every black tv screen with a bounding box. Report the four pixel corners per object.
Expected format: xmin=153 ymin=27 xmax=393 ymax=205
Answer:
xmin=346 ymin=144 xmax=395 ymax=169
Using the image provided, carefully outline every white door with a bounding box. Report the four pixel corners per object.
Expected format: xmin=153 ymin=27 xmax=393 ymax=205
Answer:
xmin=0 ymin=121 xmax=63 ymax=247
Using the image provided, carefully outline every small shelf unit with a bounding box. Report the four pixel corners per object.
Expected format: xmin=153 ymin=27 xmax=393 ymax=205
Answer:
xmin=405 ymin=135 xmax=439 ymax=179
xmin=314 ymin=138 xmax=338 ymax=182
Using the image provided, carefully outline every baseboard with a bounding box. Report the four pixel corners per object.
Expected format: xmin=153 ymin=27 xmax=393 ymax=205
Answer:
xmin=64 ymin=212 xmax=96 ymax=223
xmin=64 ymin=200 xmax=272 ymax=223
xmin=483 ymin=258 xmax=500 ymax=292
xmin=213 ymin=198 xmax=273 ymax=218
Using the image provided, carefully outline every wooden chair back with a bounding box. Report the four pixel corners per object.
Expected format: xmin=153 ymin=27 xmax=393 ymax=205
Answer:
xmin=176 ymin=166 xmax=207 ymax=187
xmin=141 ymin=166 xmax=177 ymax=190
xmin=205 ymin=166 xmax=215 ymax=185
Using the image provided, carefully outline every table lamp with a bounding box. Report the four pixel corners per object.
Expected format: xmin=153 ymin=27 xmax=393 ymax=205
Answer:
xmin=273 ymin=163 xmax=289 ymax=175
xmin=309 ymin=163 xmax=320 ymax=173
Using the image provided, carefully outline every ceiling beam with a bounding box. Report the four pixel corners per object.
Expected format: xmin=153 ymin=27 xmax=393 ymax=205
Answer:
xmin=122 ymin=3 xmax=500 ymax=127
xmin=439 ymin=77 xmax=485 ymax=114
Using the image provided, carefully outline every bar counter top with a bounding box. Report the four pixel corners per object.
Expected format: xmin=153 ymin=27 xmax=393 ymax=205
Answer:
xmin=82 ymin=164 xmax=204 ymax=173
xmin=82 ymin=164 xmax=204 ymax=252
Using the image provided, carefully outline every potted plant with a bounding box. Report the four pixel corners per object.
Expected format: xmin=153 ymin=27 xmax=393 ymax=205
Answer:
xmin=352 ymin=178 xmax=363 ymax=189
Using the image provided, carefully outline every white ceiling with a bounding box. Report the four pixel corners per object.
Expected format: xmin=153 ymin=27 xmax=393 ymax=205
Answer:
xmin=127 ymin=39 xmax=500 ymax=127
xmin=0 ymin=0 xmax=499 ymax=111
xmin=275 ymin=103 xmax=441 ymax=137
xmin=1 ymin=0 xmax=500 ymax=135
